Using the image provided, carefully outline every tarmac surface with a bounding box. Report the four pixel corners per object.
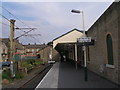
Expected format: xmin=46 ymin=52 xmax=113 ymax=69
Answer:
xmin=36 ymin=61 xmax=118 ymax=89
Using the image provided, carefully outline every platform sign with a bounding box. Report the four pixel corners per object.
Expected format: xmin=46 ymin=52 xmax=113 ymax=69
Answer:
xmin=77 ymin=37 xmax=91 ymax=43
xmin=77 ymin=37 xmax=94 ymax=46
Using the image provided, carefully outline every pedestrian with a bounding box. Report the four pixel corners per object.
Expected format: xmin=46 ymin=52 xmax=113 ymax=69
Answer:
xmin=63 ymin=55 xmax=66 ymax=62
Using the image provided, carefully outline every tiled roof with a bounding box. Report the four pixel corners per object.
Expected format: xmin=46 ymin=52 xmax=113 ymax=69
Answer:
xmin=0 ymin=38 xmax=24 ymax=50
xmin=0 ymin=38 xmax=10 ymax=48
xmin=24 ymin=44 xmax=47 ymax=49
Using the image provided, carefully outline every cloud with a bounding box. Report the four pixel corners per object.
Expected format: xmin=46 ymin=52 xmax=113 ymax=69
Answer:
xmin=16 ymin=2 xmax=81 ymax=28
xmin=2 ymin=2 xmax=112 ymax=44
xmin=2 ymin=0 xmax=115 ymax=2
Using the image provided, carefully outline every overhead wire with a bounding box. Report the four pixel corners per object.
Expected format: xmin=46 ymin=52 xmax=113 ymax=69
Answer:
xmin=0 ymin=14 xmax=36 ymax=43
xmin=3 ymin=6 xmax=41 ymax=43
xmin=0 ymin=13 xmax=10 ymax=22
xmin=0 ymin=6 xmax=42 ymax=44
xmin=1 ymin=6 xmax=32 ymax=28
xmin=0 ymin=21 xmax=10 ymax=27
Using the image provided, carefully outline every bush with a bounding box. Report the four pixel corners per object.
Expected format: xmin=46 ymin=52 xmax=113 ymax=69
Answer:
xmin=2 ymin=70 xmax=13 ymax=81
xmin=34 ymin=60 xmax=43 ymax=65
xmin=27 ymin=64 xmax=33 ymax=70
xmin=21 ymin=59 xmax=43 ymax=67
xmin=2 ymin=70 xmax=25 ymax=81
xmin=26 ymin=59 xmax=35 ymax=65
xmin=0 ymin=73 xmax=2 ymax=82
xmin=15 ymin=72 xmax=24 ymax=79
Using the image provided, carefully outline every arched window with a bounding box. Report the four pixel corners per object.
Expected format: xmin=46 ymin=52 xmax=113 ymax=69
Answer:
xmin=106 ymin=34 xmax=114 ymax=65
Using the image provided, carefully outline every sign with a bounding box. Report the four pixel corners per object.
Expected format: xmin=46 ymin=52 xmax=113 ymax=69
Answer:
xmin=77 ymin=37 xmax=91 ymax=43
xmin=10 ymin=61 xmax=15 ymax=78
xmin=77 ymin=39 xmax=95 ymax=46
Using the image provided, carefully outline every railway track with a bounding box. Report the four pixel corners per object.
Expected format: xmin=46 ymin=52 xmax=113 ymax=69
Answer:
xmin=17 ymin=64 xmax=53 ymax=90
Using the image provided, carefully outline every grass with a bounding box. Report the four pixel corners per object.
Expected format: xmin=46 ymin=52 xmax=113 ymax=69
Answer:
xmin=2 ymin=69 xmax=25 ymax=82
xmin=19 ymin=59 xmax=44 ymax=73
xmin=15 ymin=72 xmax=24 ymax=79
xmin=2 ymin=59 xmax=45 ymax=83
xmin=21 ymin=59 xmax=43 ymax=68
xmin=0 ymin=72 xmax=2 ymax=84
xmin=2 ymin=70 xmax=13 ymax=82
xmin=34 ymin=60 xmax=43 ymax=65
xmin=0 ymin=74 xmax=1 ymax=80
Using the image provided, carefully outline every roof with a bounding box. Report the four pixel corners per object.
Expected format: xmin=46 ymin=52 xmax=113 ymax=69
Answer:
xmin=0 ymin=38 xmax=24 ymax=50
xmin=38 ymin=45 xmax=52 ymax=52
xmin=24 ymin=44 xmax=47 ymax=49
xmin=0 ymin=38 xmax=10 ymax=48
xmin=53 ymin=28 xmax=83 ymax=41
xmin=53 ymin=28 xmax=84 ymax=48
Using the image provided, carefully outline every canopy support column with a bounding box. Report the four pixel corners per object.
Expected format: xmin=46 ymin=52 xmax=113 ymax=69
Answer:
xmin=75 ymin=43 xmax=78 ymax=70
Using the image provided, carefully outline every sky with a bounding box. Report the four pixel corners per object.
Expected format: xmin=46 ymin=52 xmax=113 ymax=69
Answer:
xmin=0 ymin=0 xmax=114 ymax=45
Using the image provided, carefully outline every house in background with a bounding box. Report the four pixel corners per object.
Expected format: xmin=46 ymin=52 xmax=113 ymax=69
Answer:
xmin=24 ymin=43 xmax=47 ymax=56
xmin=0 ymin=38 xmax=25 ymax=61
xmin=15 ymin=39 xmax=25 ymax=54
xmin=0 ymin=38 xmax=8 ymax=61
xmin=23 ymin=42 xmax=60 ymax=62
xmin=38 ymin=45 xmax=60 ymax=63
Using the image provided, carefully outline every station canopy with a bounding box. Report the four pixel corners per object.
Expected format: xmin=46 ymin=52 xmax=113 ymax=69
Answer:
xmin=53 ymin=29 xmax=84 ymax=52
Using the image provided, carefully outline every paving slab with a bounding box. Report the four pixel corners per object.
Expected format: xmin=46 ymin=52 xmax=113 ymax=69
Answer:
xmin=36 ymin=62 xmax=59 ymax=89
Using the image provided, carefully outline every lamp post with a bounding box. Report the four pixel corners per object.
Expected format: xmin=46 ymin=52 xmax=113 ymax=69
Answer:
xmin=71 ymin=9 xmax=87 ymax=81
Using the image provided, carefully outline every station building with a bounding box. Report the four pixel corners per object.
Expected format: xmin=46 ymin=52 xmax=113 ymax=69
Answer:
xmin=87 ymin=2 xmax=120 ymax=85
xmin=53 ymin=29 xmax=86 ymax=68
xmin=53 ymin=2 xmax=120 ymax=85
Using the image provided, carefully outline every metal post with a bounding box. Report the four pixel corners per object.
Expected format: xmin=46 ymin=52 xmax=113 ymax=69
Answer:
xmin=51 ymin=48 xmax=52 ymax=61
xmin=71 ymin=9 xmax=88 ymax=81
xmin=75 ymin=43 xmax=78 ymax=70
xmin=10 ymin=19 xmax=15 ymax=78
xmin=42 ymin=49 xmax=45 ymax=65
xmin=73 ymin=50 xmax=74 ymax=62
xmin=82 ymin=11 xmax=88 ymax=81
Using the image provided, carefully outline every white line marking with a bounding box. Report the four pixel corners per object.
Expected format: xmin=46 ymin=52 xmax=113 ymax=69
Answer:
xmin=35 ymin=65 xmax=53 ymax=89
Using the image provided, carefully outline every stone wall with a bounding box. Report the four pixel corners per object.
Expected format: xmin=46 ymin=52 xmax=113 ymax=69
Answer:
xmin=39 ymin=46 xmax=60 ymax=62
xmin=87 ymin=2 xmax=119 ymax=85
xmin=118 ymin=1 xmax=120 ymax=85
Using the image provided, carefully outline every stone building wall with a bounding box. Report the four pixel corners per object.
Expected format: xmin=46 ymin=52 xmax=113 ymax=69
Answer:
xmin=39 ymin=46 xmax=60 ymax=62
xmin=87 ymin=2 xmax=119 ymax=85
xmin=118 ymin=1 xmax=120 ymax=85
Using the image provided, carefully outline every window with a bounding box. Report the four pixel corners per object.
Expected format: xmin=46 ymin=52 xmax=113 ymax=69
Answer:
xmin=3 ymin=49 xmax=5 ymax=53
xmin=106 ymin=34 xmax=114 ymax=65
xmin=37 ymin=49 xmax=39 ymax=52
xmin=27 ymin=49 xmax=30 ymax=52
xmin=32 ymin=49 xmax=34 ymax=52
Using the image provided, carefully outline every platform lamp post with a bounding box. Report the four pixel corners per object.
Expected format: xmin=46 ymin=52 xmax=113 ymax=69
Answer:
xmin=71 ymin=9 xmax=87 ymax=81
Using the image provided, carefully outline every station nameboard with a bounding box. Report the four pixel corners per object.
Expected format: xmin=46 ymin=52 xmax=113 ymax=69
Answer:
xmin=77 ymin=37 xmax=91 ymax=43
xmin=77 ymin=37 xmax=95 ymax=46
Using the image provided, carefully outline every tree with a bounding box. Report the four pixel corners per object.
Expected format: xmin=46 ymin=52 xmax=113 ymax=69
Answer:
xmin=47 ymin=41 xmax=53 ymax=46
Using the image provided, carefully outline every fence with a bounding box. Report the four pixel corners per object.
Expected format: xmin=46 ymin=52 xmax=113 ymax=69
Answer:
xmin=14 ymin=54 xmax=37 ymax=61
